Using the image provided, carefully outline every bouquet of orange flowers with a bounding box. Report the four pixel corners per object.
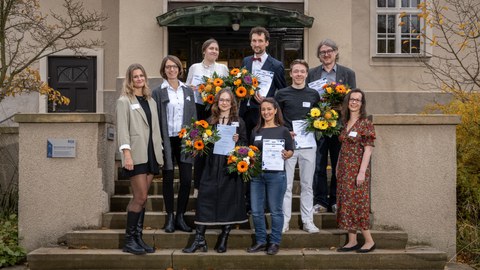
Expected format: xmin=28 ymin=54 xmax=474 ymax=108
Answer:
xmin=223 ymin=67 xmax=259 ymax=102
xmin=321 ymin=82 xmax=351 ymax=107
xmin=178 ymin=118 xmax=220 ymax=157
xmin=197 ymin=72 xmax=225 ymax=110
xmin=226 ymin=145 xmax=261 ymax=182
xmin=304 ymin=103 xmax=342 ymax=140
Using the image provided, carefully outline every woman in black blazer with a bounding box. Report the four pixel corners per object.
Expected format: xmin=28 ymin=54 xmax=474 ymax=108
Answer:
xmin=152 ymin=55 xmax=197 ymax=233
xmin=116 ymin=63 xmax=163 ymax=254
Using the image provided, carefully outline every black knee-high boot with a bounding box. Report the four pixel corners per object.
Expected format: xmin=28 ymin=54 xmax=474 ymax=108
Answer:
xmin=123 ymin=211 xmax=146 ymax=255
xmin=182 ymin=225 xmax=208 ymax=253
xmin=136 ymin=208 xmax=155 ymax=253
xmin=215 ymin=225 xmax=232 ymax=253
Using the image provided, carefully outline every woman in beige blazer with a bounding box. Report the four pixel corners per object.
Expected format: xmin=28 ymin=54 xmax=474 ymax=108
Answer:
xmin=116 ymin=63 xmax=163 ymax=255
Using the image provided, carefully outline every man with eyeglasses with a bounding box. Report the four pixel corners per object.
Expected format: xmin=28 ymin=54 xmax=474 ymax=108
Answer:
xmin=306 ymin=39 xmax=356 ymax=214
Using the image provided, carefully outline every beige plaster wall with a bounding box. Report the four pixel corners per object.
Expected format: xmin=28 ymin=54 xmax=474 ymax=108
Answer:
xmin=16 ymin=114 xmax=115 ymax=252
xmin=371 ymin=115 xmax=459 ymax=259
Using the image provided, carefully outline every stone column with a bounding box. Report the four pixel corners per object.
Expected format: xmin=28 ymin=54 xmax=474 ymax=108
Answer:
xmin=15 ymin=113 xmax=115 ymax=252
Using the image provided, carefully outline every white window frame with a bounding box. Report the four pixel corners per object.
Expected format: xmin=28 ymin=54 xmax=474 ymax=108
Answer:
xmin=371 ymin=0 xmax=432 ymax=58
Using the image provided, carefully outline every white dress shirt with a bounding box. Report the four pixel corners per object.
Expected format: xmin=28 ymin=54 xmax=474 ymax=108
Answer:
xmin=162 ymin=80 xmax=186 ymax=137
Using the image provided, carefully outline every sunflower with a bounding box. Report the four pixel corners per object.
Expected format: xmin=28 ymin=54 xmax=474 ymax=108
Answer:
xmin=310 ymin=107 xmax=321 ymax=117
xmin=230 ymin=68 xmax=240 ymax=76
xmin=252 ymin=78 xmax=259 ymax=88
xmin=193 ymin=140 xmax=204 ymax=151
xmin=236 ymin=86 xmax=247 ymax=98
xmin=249 ymin=145 xmax=259 ymax=152
xmin=206 ymin=94 xmax=215 ymax=104
xmin=214 ymin=78 xmax=224 ymax=87
xmin=237 ymin=161 xmax=248 ymax=173
xmin=178 ymin=128 xmax=187 ymax=138
xmin=234 ymin=79 xmax=242 ymax=86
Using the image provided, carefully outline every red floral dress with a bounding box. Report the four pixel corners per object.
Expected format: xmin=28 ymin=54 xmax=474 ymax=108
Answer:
xmin=336 ymin=118 xmax=376 ymax=230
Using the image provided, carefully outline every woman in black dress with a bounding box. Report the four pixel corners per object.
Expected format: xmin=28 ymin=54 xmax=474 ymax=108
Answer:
xmin=183 ymin=88 xmax=248 ymax=253
xmin=116 ymin=63 xmax=164 ymax=255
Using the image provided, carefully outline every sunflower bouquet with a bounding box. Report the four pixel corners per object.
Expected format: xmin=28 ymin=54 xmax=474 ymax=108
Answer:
xmin=178 ymin=118 xmax=220 ymax=157
xmin=197 ymin=72 xmax=225 ymax=110
xmin=304 ymin=103 xmax=342 ymax=140
xmin=223 ymin=67 xmax=259 ymax=102
xmin=226 ymin=145 xmax=261 ymax=182
xmin=321 ymin=82 xmax=351 ymax=107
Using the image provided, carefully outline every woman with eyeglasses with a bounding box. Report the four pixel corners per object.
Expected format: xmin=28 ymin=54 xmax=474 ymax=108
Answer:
xmin=182 ymin=88 xmax=248 ymax=253
xmin=152 ymin=55 xmax=197 ymax=233
xmin=336 ymin=88 xmax=376 ymax=253
xmin=186 ymin=39 xmax=229 ymax=198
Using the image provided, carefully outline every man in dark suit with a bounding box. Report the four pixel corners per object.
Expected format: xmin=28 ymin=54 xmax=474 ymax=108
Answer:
xmin=306 ymin=39 xmax=356 ymax=214
xmin=240 ymin=26 xmax=287 ymax=140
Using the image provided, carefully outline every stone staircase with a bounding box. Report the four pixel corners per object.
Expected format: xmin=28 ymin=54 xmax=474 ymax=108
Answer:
xmin=27 ymin=170 xmax=447 ymax=270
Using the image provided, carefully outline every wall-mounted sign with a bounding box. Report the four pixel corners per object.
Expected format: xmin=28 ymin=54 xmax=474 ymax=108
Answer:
xmin=107 ymin=127 xmax=115 ymax=141
xmin=47 ymin=139 xmax=76 ymax=158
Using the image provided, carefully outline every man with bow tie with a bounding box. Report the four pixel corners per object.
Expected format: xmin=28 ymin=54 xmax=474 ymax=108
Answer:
xmin=239 ymin=26 xmax=287 ymax=141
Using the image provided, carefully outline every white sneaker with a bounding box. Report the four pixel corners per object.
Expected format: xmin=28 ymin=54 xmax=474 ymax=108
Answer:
xmin=303 ymin=221 xmax=320 ymax=233
xmin=313 ymin=204 xmax=328 ymax=213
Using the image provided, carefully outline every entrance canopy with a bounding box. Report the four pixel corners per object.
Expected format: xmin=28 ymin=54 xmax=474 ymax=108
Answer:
xmin=157 ymin=5 xmax=314 ymax=28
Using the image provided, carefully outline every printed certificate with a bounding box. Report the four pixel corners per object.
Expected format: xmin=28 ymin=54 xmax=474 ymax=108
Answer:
xmin=307 ymin=78 xmax=327 ymax=97
xmin=292 ymin=120 xmax=316 ymax=149
xmin=255 ymin=69 xmax=274 ymax=97
xmin=213 ymin=124 xmax=236 ymax=156
xmin=262 ymin=139 xmax=285 ymax=171
xmin=191 ymin=74 xmax=204 ymax=104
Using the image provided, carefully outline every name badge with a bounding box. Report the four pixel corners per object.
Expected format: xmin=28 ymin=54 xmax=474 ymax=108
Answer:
xmin=349 ymin=131 xmax=358 ymax=137
xmin=130 ymin=104 xmax=141 ymax=110
xmin=254 ymin=136 xmax=262 ymax=141
xmin=186 ymin=96 xmax=191 ymax=101
xmin=231 ymin=121 xmax=239 ymax=127
xmin=302 ymin=102 xmax=311 ymax=108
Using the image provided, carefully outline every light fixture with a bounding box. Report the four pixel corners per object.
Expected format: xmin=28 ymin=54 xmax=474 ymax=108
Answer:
xmin=231 ymin=18 xmax=240 ymax=31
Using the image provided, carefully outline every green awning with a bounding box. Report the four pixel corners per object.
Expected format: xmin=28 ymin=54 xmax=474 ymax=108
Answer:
xmin=157 ymin=5 xmax=314 ymax=28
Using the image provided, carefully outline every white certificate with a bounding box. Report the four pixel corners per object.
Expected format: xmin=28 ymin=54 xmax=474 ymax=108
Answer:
xmin=292 ymin=120 xmax=316 ymax=149
xmin=308 ymin=78 xmax=328 ymax=97
xmin=254 ymin=69 xmax=274 ymax=97
xmin=213 ymin=124 xmax=236 ymax=156
xmin=191 ymin=74 xmax=204 ymax=104
xmin=262 ymin=139 xmax=285 ymax=171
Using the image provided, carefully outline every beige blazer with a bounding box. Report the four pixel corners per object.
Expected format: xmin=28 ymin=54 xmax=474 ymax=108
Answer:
xmin=116 ymin=95 xmax=163 ymax=167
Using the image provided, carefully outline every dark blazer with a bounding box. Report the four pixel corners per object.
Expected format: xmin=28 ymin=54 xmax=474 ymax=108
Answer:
xmin=239 ymin=55 xmax=287 ymax=113
xmin=306 ymin=64 xmax=356 ymax=89
xmin=152 ymin=83 xmax=197 ymax=170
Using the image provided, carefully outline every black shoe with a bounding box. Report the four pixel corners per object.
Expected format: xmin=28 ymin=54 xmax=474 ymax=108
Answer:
xmin=182 ymin=225 xmax=208 ymax=253
xmin=266 ymin=243 xmax=280 ymax=255
xmin=356 ymin=244 xmax=376 ymax=253
xmin=214 ymin=225 xmax=231 ymax=253
xmin=136 ymin=208 xmax=155 ymax=253
xmin=337 ymin=243 xmax=361 ymax=252
xmin=246 ymin=243 xmax=267 ymax=253
xmin=123 ymin=211 xmax=146 ymax=255
xmin=176 ymin=213 xmax=193 ymax=232
xmin=163 ymin=213 xmax=175 ymax=233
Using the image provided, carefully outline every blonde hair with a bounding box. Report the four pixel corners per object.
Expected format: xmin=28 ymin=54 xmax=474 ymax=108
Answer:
xmin=122 ymin=63 xmax=151 ymax=99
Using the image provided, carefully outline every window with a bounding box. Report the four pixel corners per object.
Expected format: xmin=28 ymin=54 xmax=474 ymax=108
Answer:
xmin=376 ymin=0 xmax=424 ymax=55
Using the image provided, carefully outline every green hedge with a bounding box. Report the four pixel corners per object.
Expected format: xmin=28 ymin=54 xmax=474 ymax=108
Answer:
xmin=0 ymin=214 xmax=26 ymax=267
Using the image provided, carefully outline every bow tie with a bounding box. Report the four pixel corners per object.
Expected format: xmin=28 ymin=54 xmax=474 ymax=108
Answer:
xmin=252 ymin=57 xmax=262 ymax=62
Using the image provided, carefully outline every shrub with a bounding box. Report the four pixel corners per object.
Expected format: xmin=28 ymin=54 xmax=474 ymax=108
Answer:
xmin=0 ymin=214 xmax=26 ymax=267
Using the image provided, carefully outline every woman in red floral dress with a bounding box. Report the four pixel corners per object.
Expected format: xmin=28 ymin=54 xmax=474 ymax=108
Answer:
xmin=336 ymin=88 xmax=376 ymax=253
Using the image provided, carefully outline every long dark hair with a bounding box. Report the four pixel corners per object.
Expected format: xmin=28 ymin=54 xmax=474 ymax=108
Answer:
xmin=209 ymin=88 xmax=239 ymax=125
xmin=254 ymin=97 xmax=284 ymax=131
xmin=341 ymin=88 xmax=367 ymax=124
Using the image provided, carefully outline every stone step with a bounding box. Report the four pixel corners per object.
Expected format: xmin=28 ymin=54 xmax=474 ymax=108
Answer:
xmin=110 ymin=194 xmax=308 ymax=212
xmin=102 ymin=212 xmax=338 ymax=230
xmin=27 ymin=246 xmax=447 ymax=270
xmin=66 ymin=229 xmax=408 ymax=250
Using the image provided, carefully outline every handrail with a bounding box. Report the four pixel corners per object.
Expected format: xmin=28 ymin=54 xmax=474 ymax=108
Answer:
xmin=0 ymin=113 xmax=18 ymax=125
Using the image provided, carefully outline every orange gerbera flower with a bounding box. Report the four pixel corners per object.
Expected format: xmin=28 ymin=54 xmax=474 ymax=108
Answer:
xmin=335 ymin=85 xmax=347 ymax=93
xmin=234 ymin=79 xmax=242 ymax=86
xmin=237 ymin=161 xmax=248 ymax=173
xmin=236 ymin=86 xmax=247 ymax=98
xmin=230 ymin=68 xmax=240 ymax=76
xmin=249 ymin=145 xmax=259 ymax=152
xmin=214 ymin=78 xmax=224 ymax=87
xmin=178 ymin=128 xmax=187 ymax=138
xmin=206 ymin=94 xmax=215 ymax=104
xmin=198 ymin=84 xmax=205 ymax=92
xmin=227 ymin=155 xmax=234 ymax=164
xmin=194 ymin=140 xmax=204 ymax=151
xmin=196 ymin=120 xmax=209 ymax=128
xmin=252 ymin=78 xmax=259 ymax=88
